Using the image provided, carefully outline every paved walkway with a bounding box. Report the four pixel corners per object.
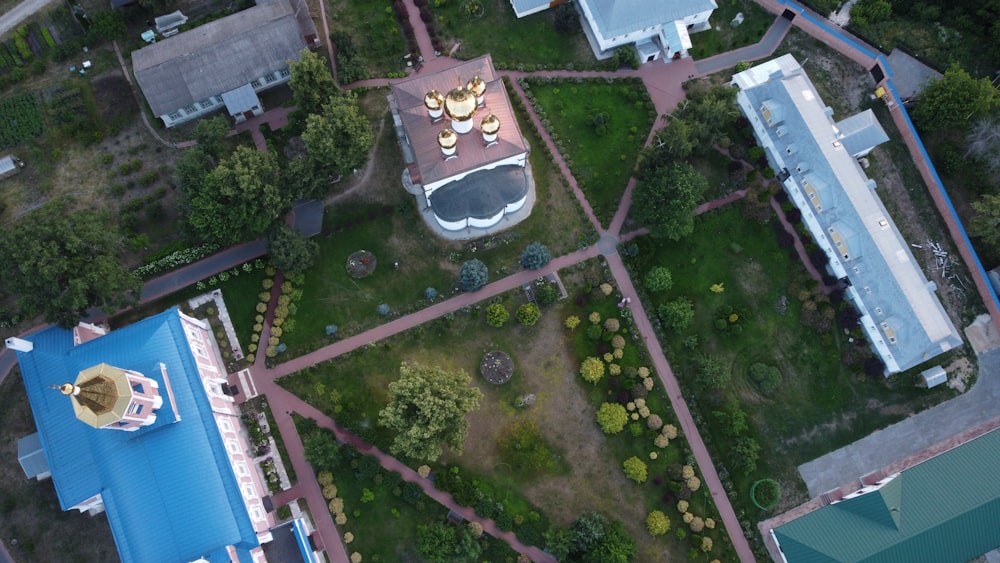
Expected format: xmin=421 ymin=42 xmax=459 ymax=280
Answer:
xmin=694 ymin=15 xmax=792 ymax=77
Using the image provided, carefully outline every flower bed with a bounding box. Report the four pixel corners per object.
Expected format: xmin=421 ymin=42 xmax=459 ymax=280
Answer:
xmin=346 ymin=250 xmax=377 ymax=279
xmin=479 ymin=350 xmax=513 ymax=385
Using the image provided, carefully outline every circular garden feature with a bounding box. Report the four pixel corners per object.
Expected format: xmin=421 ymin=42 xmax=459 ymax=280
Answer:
xmin=480 ymin=351 xmax=514 ymax=385
xmin=750 ymin=478 xmax=781 ymax=510
xmin=346 ymin=250 xmax=377 ymax=278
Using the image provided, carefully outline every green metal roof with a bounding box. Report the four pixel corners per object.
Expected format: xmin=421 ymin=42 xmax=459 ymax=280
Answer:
xmin=773 ymin=428 xmax=1000 ymax=562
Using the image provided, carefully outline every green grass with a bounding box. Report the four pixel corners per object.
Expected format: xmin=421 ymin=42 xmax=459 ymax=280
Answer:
xmin=524 ymin=77 xmax=656 ymax=226
xmin=432 ymin=0 xmax=599 ymax=68
xmin=687 ymin=0 xmax=774 ymax=60
xmin=627 ymin=207 xmax=959 ymax=516
xmin=327 ymin=0 xmax=408 ymax=77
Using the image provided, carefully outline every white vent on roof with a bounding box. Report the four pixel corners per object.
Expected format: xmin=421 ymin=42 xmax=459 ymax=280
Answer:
xmin=776 ymin=126 xmax=788 ymax=137
xmin=824 ymin=106 xmax=834 ymax=116
xmin=786 ymin=144 xmax=797 ymax=155
xmin=867 ymin=179 xmax=877 ymax=189
xmin=796 ymin=162 xmax=808 ymax=173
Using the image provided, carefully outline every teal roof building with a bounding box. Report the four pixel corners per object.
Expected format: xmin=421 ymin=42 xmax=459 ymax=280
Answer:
xmin=771 ymin=428 xmax=1000 ymax=562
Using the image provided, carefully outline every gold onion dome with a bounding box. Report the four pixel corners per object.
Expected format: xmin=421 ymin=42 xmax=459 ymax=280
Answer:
xmin=467 ymin=75 xmax=486 ymax=98
xmin=437 ymin=128 xmax=458 ymax=149
xmin=444 ymin=86 xmax=477 ymax=121
xmin=481 ymin=113 xmax=500 ymax=135
xmin=423 ymin=89 xmax=444 ymax=110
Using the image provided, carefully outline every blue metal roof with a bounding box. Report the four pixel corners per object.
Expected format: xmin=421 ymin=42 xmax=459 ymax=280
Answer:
xmin=509 ymin=0 xmax=549 ymax=17
xmin=15 ymin=308 xmax=259 ymax=563
xmin=733 ymin=55 xmax=962 ymax=373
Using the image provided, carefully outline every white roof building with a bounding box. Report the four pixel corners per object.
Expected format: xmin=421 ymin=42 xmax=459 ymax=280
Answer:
xmin=509 ymin=0 xmax=716 ymax=63
xmin=732 ymin=55 xmax=962 ymax=375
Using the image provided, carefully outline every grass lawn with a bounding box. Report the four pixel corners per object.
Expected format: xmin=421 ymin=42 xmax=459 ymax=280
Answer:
xmin=326 ymin=0 xmax=408 ymax=78
xmin=687 ymin=0 xmax=773 ymax=60
xmin=432 ymin=0 xmax=599 ymax=68
xmin=277 ymin=90 xmax=590 ymax=357
xmin=627 ymin=206 xmax=960 ymax=519
xmin=523 ymin=77 xmax=655 ymax=227
xmin=282 ymin=261 xmax=736 ymax=561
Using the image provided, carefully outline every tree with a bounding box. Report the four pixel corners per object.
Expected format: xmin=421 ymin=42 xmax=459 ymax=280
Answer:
xmin=571 ymin=512 xmax=609 ymax=554
xmin=89 ymin=10 xmax=126 ymax=41
xmin=544 ymin=528 xmax=574 ymax=560
xmin=580 ymin=356 xmax=605 ymax=384
xmin=184 ymin=146 xmax=288 ymax=245
xmin=302 ymin=92 xmax=374 ymax=175
xmin=653 ymin=118 xmax=698 ymax=160
xmin=416 ymin=523 xmax=458 ymax=563
xmin=584 ymin=520 xmax=636 ymax=563
xmin=378 ymin=363 xmax=483 ymax=462
xmin=596 ymin=402 xmax=628 ymax=434
xmin=192 ymin=116 xmax=231 ymax=158
xmin=302 ymin=428 xmax=342 ymax=469
xmin=969 ymin=193 xmax=1000 ymax=253
xmin=289 ymin=48 xmax=339 ymax=116
xmin=731 ymin=436 xmax=761 ymax=475
xmin=633 ymin=162 xmax=708 ymax=240
xmin=552 ymin=2 xmax=579 ymax=33
xmin=965 ymin=118 xmax=1000 ymax=175
xmin=658 ymin=297 xmax=694 ymax=332
xmin=695 ymin=353 xmax=730 ymax=390
xmin=849 ymin=0 xmax=891 ymax=25
xmin=486 ymin=303 xmax=509 ymax=327
xmin=0 ymin=201 xmax=140 ymax=327
xmin=268 ymin=224 xmax=319 ymax=274
xmin=623 ymin=456 xmax=648 ymax=483
xmin=643 ymin=266 xmax=673 ymax=292
xmin=646 ymin=511 xmax=670 ymax=536
xmin=517 ymin=303 xmax=541 ymax=326
xmin=458 ymin=259 xmax=489 ymax=292
xmin=520 ymin=241 xmax=552 ymax=270
xmin=911 ymin=63 xmax=997 ymax=132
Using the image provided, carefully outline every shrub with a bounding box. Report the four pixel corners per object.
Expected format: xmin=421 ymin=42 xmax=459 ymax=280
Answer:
xmin=611 ymin=335 xmax=626 ymax=349
xmin=580 ymin=356 xmax=605 ymax=384
xmin=599 ymin=282 xmax=614 ymax=296
xmin=701 ymin=537 xmax=713 ymax=553
xmin=424 ymin=287 xmax=438 ymax=301
xmin=623 ymin=456 xmax=648 ymax=484
xmin=646 ymin=511 xmax=670 ymax=536
xmin=657 ymin=297 xmax=695 ymax=332
xmin=689 ymin=516 xmax=704 ymax=533
xmin=564 ymin=315 xmax=581 ymax=330
xmin=588 ymin=311 xmax=601 ymax=324
xmin=644 ymin=266 xmax=673 ymax=292
xmin=520 ymin=242 xmax=551 ymax=270
xmin=458 ymin=259 xmax=489 ymax=292
xmin=517 ymin=303 xmax=541 ymax=326
xmin=686 ymin=476 xmax=701 ymax=491
xmin=377 ymin=303 xmax=390 ymax=316
xmin=654 ymin=434 xmax=670 ymax=448
xmin=663 ymin=425 xmax=678 ymax=439
xmin=604 ymin=318 xmax=620 ymax=332
xmin=749 ymin=362 xmax=782 ymax=394
xmin=596 ymin=402 xmax=628 ymax=434
xmin=647 ymin=414 xmax=663 ymax=430
xmin=676 ymin=500 xmax=689 ymax=513
xmin=486 ymin=303 xmax=509 ymax=327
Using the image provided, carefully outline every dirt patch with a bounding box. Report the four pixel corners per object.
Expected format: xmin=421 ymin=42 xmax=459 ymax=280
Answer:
xmin=91 ymin=71 xmax=137 ymax=126
xmin=946 ymin=357 xmax=975 ymax=393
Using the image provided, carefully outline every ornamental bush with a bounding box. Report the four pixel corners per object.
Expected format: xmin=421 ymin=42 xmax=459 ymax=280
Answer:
xmin=520 ymin=241 xmax=551 ymax=270
xmin=658 ymin=297 xmax=695 ymax=332
xmin=663 ymin=424 xmax=678 ymax=439
xmin=611 ymin=335 xmax=626 ymax=349
xmin=623 ymin=456 xmax=648 ymax=484
xmin=486 ymin=303 xmax=510 ymax=328
xmin=646 ymin=510 xmax=670 ymax=536
xmin=686 ymin=476 xmax=701 ymax=491
xmin=588 ymin=311 xmax=601 ymax=324
xmin=689 ymin=516 xmax=704 ymax=533
xmin=604 ymin=318 xmax=620 ymax=332
xmin=517 ymin=303 xmax=541 ymax=326
xmin=458 ymin=259 xmax=489 ymax=292
xmin=424 ymin=287 xmax=438 ymax=301
xmin=596 ymin=402 xmax=628 ymax=434
xmin=580 ymin=356 xmax=605 ymax=384
xmin=644 ymin=266 xmax=673 ymax=292
xmin=564 ymin=315 xmax=581 ymax=330
xmin=677 ymin=500 xmax=689 ymax=513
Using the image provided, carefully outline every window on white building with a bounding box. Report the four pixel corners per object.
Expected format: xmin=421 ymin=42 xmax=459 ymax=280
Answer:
xmin=167 ymin=111 xmax=183 ymax=121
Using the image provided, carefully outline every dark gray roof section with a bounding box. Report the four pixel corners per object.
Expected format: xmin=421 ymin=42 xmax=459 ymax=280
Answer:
xmin=429 ymin=165 xmax=528 ymax=222
xmin=262 ymin=520 xmax=309 ymax=563
xmin=17 ymin=432 xmax=49 ymax=479
xmin=132 ymin=0 xmax=314 ymax=116
xmin=835 ymin=110 xmax=889 ymax=157
xmin=886 ymin=49 xmax=942 ymax=100
xmin=290 ymin=199 xmax=323 ymax=237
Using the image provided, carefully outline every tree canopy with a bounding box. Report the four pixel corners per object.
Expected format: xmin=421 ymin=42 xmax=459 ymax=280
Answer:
xmin=268 ymin=224 xmax=319 ymax=274
xmin=632 ymin=161 xmax=708 ymax=240
xmin=289 ymin=48 xmax=339 ymax=116
xmin=0 ymin=200 xmax=140 ymax=327
xmin=378 ymin=362 xmax=483 ymax=462
xmin=183 ymin=146 xmax=288 ymax=245
xmin=911 ymin=63 xmax=997 ymax=132
xmin=302 ymin=92 xmax=373 ymax=175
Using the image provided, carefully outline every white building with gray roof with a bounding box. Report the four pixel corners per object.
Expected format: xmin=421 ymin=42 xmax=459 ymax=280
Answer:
xmin=733 ymin=54 xmax=962 ymax=375
xmin=132 ymin=0 xmax=317 ymax=128
xmin=509 ymin=0 xmax=716 ymax=63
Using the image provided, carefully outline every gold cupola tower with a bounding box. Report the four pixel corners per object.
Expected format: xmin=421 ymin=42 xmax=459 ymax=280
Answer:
xmin=437 ymin=128 xmax=458 ymax=157
xmin=424 ymin=88 xmax=445 ymax=121
xmin=444 ymin=82 xmax=477 ymax=134
xmin=467 ymin=74 xmax=486 ymax=106
xmin=57 ymin=363 xmax=163 ymax=431
xmin=481 ymin=113 xmax=500 ymax=145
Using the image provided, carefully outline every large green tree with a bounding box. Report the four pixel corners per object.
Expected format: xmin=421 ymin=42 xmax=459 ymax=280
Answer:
xmin=968 ymin=193 xmax=1000 ymax=254
xmin=268 ymin=224 xmax=319 ymax=274
xmin=0 ymin=200 xmax=140 ymax=327
xmin=911 ymin=63 xmax=997 ymax=132
xmin=289 ymin=48 xmax=339 ymax=116
xmin=184 ymin=146 xmax=288 ymax=245
xmin=301 ymin=92 xmax=373 ymax=176
xmin=632 ymin=161 xmax=708 ymax=240
xmin=378 ymin=362 xmax=483 ymax=462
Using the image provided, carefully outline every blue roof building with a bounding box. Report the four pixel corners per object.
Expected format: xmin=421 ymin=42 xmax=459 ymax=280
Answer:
xmin=8 ymin=308 xmax=278 ymax=563
xmin=732 ymin=55 xmax=962 ymax=374
xmin=509 ymin=0 xmax=716 ymax=63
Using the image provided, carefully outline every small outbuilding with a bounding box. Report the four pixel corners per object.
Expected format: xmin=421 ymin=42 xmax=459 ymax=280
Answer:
xmin=0 ymin=154 xmax=24 ymax=180
xmin=920 ymin=365 xmax=947 ymax=389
